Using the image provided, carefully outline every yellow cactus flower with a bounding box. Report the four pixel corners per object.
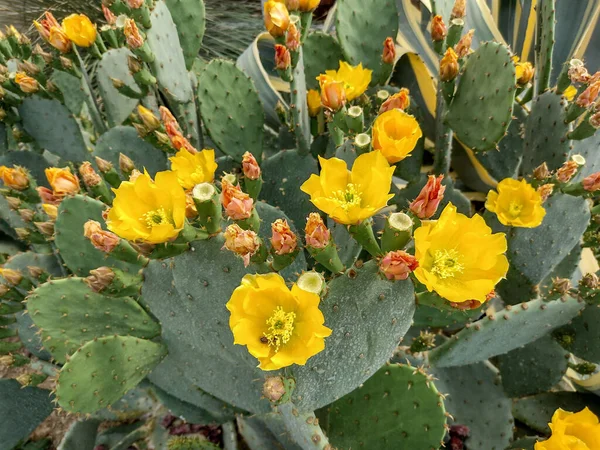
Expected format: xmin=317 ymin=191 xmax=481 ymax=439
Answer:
xmin=169 ymin=148 xmax=218 ymax=190
xmin=535 ymin=408 xmax=600 ymax=450
xmin=300 ymin=150 xmax=394 ymax=225
xmin=62 ymin=14 xmax=97 ymax=47
xmin=0 ymin=166 xmax=29 ymax=190
xmin=307 ymin=89 xmax=322 ymax=117
xmin=485 ymin=178 xmax=546 ymax=228
xmin=45 ymin=167 xmax=80 ymax=195
xmin=298 ymin=0 xmax=320 ymax=11
xmin=106 ymin=170 xmax=186 ymax=244
xmin=414 ymin=203 xmax=509 ymax=304
xmin=564 ymin=85 xmax=578 ymax=101
xmin=372 ymin=109 xmax=423 ymax=164
xmin=324 ymin=61 xmax=372 ymax=101
xmin=515 ymin=61 xmax=534 ymax=86
xmin=226 ymin=273 xmax=332 ymax=370
xmin=264 ymin=0 xmax=290 ymax=38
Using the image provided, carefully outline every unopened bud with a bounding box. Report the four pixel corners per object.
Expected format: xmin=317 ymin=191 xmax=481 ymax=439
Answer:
xmin=59 ymin=56 xmax=73 ymax=70
xmin=274 ymin=44 xmax=291 ymax=71
xmin=0 ymin=355 xmax=15 ymax=366
xmin=440 ymin=48 xmax=459 ymax=82
xmin=16 ymin=374 xmax=32 ymax=387
xmin=14 ymin=73 xmax=39 ymax=94
xmin=552 ymin=277 xmax=572 ymax=295
xmin=581 ymin=273 xmax=599 ymax=289
xmin=95 ymin=156 xmax=114 ymax=173
xmin=35 ymin=221 xmax=55 ymax=236
xmin=379 ymin=250 xmax=419 ymax=281
xmin=263 ymin=376 xmax=286 ymax=402
xmin=537 ymin=184 xmax=554 ymax=202
xmin=17 ymin=60 xmax=40 ymax=76
xmin=15 ymin=228 xmax=30 ymax=240
xmin=583 ymin=172 xmax=600 ymax=192
xmin=222 ymin=224 xmax=260 ymax=267
xmin=84 ymin=220 xmax=120 ymax=252
xmin=0 ymin=284 xmax=8 ymax=296
xmin=137 ymin=105 xmax=161 ymax=131
xmin=0 ymin=268 xmax=23 ymax=285
xmin=18 ymin=209 xmax=34 ymax=222
xmin=317 ymin=75 xmax=346 ymax=111
xmin=451 ymin=0 xmax=466 ymax=19
xmin=27 ymin=266 xmax=45 ymax=279
xmin=6 ymin=197 xmax=21 ymax=210
xmin=305 ymin=213 xmax=330 ymax=248
xmin=515 ymin=61 xmax=534 ymax=86
xmin=242 ymin=152 xmax=261 ymax=181
xmin=431 ymin=15 xmax=447 ymax=42
xmin=46 ymin=80 xmax=58 ymax=93
xmin=285 ymin=23 xmax=301 ymax=52
xmin=111 ymin=77 xmax=125 ymax=89
xmin=455 ymin=29 xmax=474 ymax=58
xmin=533 ymin=162 xmax=551 ymax=180
xmin=32 ymin=44 xmax=53 ymax=64
xmin=271 ymin=219 xmax=298 ymax=255
xmin=409 ymin=330 xmax=436 ymax=353
xmin=382 ymin=37 xmax=396 ymax=65
xmin=379 ymin=88 xmax=410 ymax=113
xmin=129 ymin=169 xmax=142 ymax=182
xmin=410 ymin=175 xmax=445 ymax=219
xmin=86 ymin=267 xmax=115 ymax=292
xmin=127 ymin=55 xmax=142 ymax=73
xmin=119 ymin=153 xmax=135 ymax=174
xmin=79 ymin=161 xmax=102 ymax=187
xmin=102 ymin=4 xmax=117 ymax=25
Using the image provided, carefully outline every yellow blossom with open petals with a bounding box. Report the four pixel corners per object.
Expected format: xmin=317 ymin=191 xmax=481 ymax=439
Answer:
xmin=486 ymin=178 xmax=546 ymax=228
xmin=62 ymin=14 xmax=97 ymax=47
xmin=372 ymin=109 xmax=422 ymax=164
xmin=535 ymin=408 xmax=600 ymax=450
xmin=414 ymin=203 xmax=509 ymax=303
xmin=324 ymin=61 xmax=372 ymax=101
xmin=169 ymin=148 xmax=217 ymax=190
xmin=226 ymin=273 xmax=332 ymax=370
xmin=106 ymin=170 xmax=186 ymax=244
xmin=300 ymin=150 xmax=394 ymax=225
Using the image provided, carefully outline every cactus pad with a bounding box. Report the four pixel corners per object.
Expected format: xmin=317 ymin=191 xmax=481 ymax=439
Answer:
xmin=165 ymin=0 xmax=206 ymax=71
xmin=51 ymin=69 xmax=86 ymax=116
xmin=303 ymin=32 xmax=345 ymax=91
xmin=555 ymin=305 xmax=600 ymax=363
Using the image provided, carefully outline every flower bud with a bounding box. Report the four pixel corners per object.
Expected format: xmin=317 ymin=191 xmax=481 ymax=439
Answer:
xmin=119 ymin=153 xmax=135 ymax=174
xmin=285 ymin=0 xmax=300 ymax=9
xmin=34 ymin=12 xmax=72 ymax=53
xmin=18 ymin=209 xmax=34 ymax=222
xmin=581 ymin=273 xmax=599 ymax=289
xmin=451 ymin=0 xmax=467 ymax=19
xmin=126 ymin=0 xmax=144 ymax=8
xmin=6 ymin=197 xmax=21 ymax=210
xmin=431 ymin=15 xmax=447 ymax=42
xmin=124 ymin=18 xmax=144 ymax=49
xmin=84 ymin=220 xmax=120 ymax=252
xmin=307 ymin=89 xmax=322 ymax=117
xmin=17 ymin=61 xmax=40 ymax=77
xmin=14 ymin=73 xmax=39 ymax=94
xmin=221 ymin=179 xmax=253 ymax=220
xmin=271 ymin=219 xmax=298 ymax=255
xmin=223 ymin=224 xmax=260 ymax=267
xmin=537 ymin=183 xmax=554 ymax=202
xmin=552 ymin=277 xmax=572 ymax=295
xmin=102 ymin=4 xmax=117 ymax=25
xmin=590 ymin=111 xmax=600 ymax=129
xmin=454 ymin=29 xmax=474 ymax=58
xmin=382 ymin=37 xmax=396 ymax=65
xmin=0 ymin=166 xmax=29 ymax=190
xmin=568 ymin=60 xmax=590 ymax=84
xmin=409 ymin=175 xmax=446 ymax=219
xmin=0 ymin=268 xmax=22 ymax=286
xmin=37 ymin=187 xmax=61 ymax=206
xmin=379 ymin=250 xmax=419 ymax=281
xmin=0 ymin=355 xmax=15 ymax=366
xmin=27 ymin=266 xmax=45 ymax=279
xmin=95 ymin=156 xmax=114 ymax=173
xmin=556 ymin=157 xmax=583 ymax=183
xmin=298 ymin=0 xmax=320 ymax=11
xmin=264 ymin=0 xmax=290 ymax=38
xmin=129 ymin=169 xmax=142 ymax=182
xmin=127 ymin=55 xmax=142 ymax=74
xmin=263 ymin=376 xmax=286 ymax=402
xmin=583 ymin=172 xmax=600 ymax=192
xmin=86 ymin=267 xmax=115 ymax=292
xmin=42 ymin=204 xmax=58 ymax=220
xmin=242 ymin=152 xmax=261 ymax=181
xmin=305 ymin=212 xmax=330 ymax=249
xmin=515 ymin=61 xmax=534 ymax=86
xmin=317 ymin=75 xmax=346 ymax=111
xmin=137 ymin=105 xmax=161 ymax=131
xmin=35 ymin=221 xmax=55 ymax=236
xmin=285 ymin=23 xmax=301 ymax=52
xmin=533 ymin=162 xmax=551 ymax=180
xmin=15 ymin=228 xmax=30 ymax=240
xmin=59 ymin=56 xmax=73 ymax=70
xmin=185 ymin=192 xmax=198 ymax=219
xmin=576 ymin=81 xmax=600 ymax=108
xmin=79 ymin=161 xmax=102 ymax=187
xmin=379 ymin=88 xmax=410 ymax=113
xmin=274 ymin=44 xmax=291 ymax=71
xmin=111 ymin=77 xmax=125 ymax=89
xmin=45 ymin=167 xmax=80 ymax=195
xmin=440 ymin=47 xmax=459 ymax=82
xmin=32 ymin=44 xmax=53 ymax=64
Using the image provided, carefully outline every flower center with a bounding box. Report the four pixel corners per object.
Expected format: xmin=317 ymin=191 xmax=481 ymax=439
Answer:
xmin=430 ymin=249 xmax=464 ymax=279
xmin=332 ymin=183 xmax=362 ymax=211
xmin=263 ymin=306 xmax=296 ymax=352
xmin=142 ymin=208 xmax=171 ymax=228
xmin=507 ymin=201 xmax=523 ymax=218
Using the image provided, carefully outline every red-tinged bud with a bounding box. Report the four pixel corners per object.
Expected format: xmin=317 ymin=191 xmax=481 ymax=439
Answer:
xmin=79 ymin=161 xmax=102 ymax=187
xmin=84 ymin=220 xmax=120 ymax=253
xmin=451 ymin=0 xmax=467 ymax=19
xmin=221 ymin=178 xmax=253 ymax=220
xmin=379 ymin=88 xmax=410 ymax=113
xmin=533 ymin=162 xmax=551 ymax=180
xmin=95 ymin=156 xmax=113 ymax=173
xmin=285 ymin=23 xmax=301 ymax=52
xmin=305 ymin=212 xmax=330 ymax=249
xmin=274 ymin=44 xmax=291 ymax=71
xmin=271 ymin=219 xmax=298 ymax=255
xmin=18 ymin=209 xmax=34 ymax=222
xmin=86 ymin=267 xmax=115 ymax=292
xmin=583 ymin=172 xmax=600 ymax=192
xmin=0 ymin=268 xmax=22 ymax=286
xmin=317 ymin=75 xmax=346 ymax=112
xmin=242 ymin=152 xmax=261 ymax=180
xmin=379 ymin=250 xmax=419 ymax=281
xmin=102 ymin=4 xmax=117 ymax=25
xmin=37 ymin=186 xmax=61 ymax=206
xmin=34 ymin=221 xmax=55 ymax=236
xmin=537 ymin=184 xmax=554 ymax=202
xmin=119 ymin=153 xmax=135 ymax=174
xmin=34 ymin=12 xmax=72 ymax=53
xmin=409 ymin=175 xmax=446 ymax=219
xmin=124 ymin=18 xmax=144 ymax=49
xmin=223 ymin=224 xmax=260 ymax=267
xmin=590 ymin=111 xmax=600 ymax=129
xmin=0 ymin=165 xmax=29 ymax=190
xmin=264 ymin=0 xmax=290 ymax=38
xmin=576 ymin=81 xmax=600 ymax=108
xmin=126 ymin=0 xmax=144 ymax=8
xmin=382 ymin=37 xmax=396 ymax=65
xmin=556 ymin=157 xmax=584 ymax=183
xmin=440 ymin=48 xmax=459 ymax=82
xmin=454 ymin=29 xmax=474 ymax=58
xmin=431 ymin=15 xmax=447 ymax=42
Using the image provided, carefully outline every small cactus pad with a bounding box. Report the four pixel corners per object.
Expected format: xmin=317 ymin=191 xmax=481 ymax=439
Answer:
xmin=446 ymin=42 xmax=516 ymax=152
xmin=555 ymin=305 xmax=600 ymax=363
xmin=521 ymin=91 xmax=571 ymax=173
xmin=54 ymin=195 xmax=140 ymax=276
xmin=428 ymin=297 xmax=584 ymax=368
xmin=96 ymin=48 xmax=140 ymax=127
xmin=27 ymin=277 xmax=160 ymax=364
xmin=197 ymin=59 xmax=264 ymax=160
xmin=165 ymin=0 xmax=206 ymax=71
xmin=335 ymin=0 xmax=399 ymax=85
xmin=237 ymin=414 xmax=303 ymax=450
xmin=276 ymin=403 xmax=331 ymax=450
xmin=18 ymin=97 xmax=89 ymax=162
xmin=536 ymin=0 xmax=555 ymax=94
xmin=56 ymin=336 xmax=167 ymax=414
xmin=293 ymin=261 xmax=415 ymax=412
xmin=496 ymin=335 xmax=569 ymax=397
xmin=318 ymin=364 xmax=446 ymax=449
xmin=94 ymin=126 xmax=168 ymax=177
xmin=303 ymin=32 xmax=345 ymax=90
xmin=432 ymin=362 xmax=513 ymax=450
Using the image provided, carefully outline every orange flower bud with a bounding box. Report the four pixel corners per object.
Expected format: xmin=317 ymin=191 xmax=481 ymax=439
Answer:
xmin=317 ymin=75 xmax=346 ymax=111
xmin=264 ymin=0 xmax=290 ymax=38
xmin=0 ymin=268 xmax=22 ymax=286
xmin=42 ymin=204 xmax=58 ymax=220
xmin=271 ymin=219 xmax=298 ymax=255
xmin=590 ymin=111 xmax=600 ymax=129
xmin=537 ymin=184 xmax=554 ymax=202
xmin=583 ymin=172 xmax=600 ymax=192
xmin=556 ymin=159 xmax=582 ymax=183
xmin=305 ymin=212 xmax=330 ymax=249
xmin=298 ymin=0 xmax=320 ymax=11
xmin=0 ymin=165 xmax=29 ymax=190
xmin=451 ymin=0 xmax=467 ymax=19
xmin=86 ymin=267 xmax=115 ymax=293
xmin=454 ymin=29 xmax=474 ymax=58
xmin=37 ymin=187 xmax=61 ymax=205
xmin=515 ymin=61 xmax=534 ymax=86
xmin=409 ymin=175 xmax=446 ymax=219
xmin=285 ymin=0 xmax=300 ymax=10
xmin=84 ymin=220 xmax=120 ymax=252
xmin=274 ymin=44 xmax=291 ymax=71
xmin=286 ymin=23 xmax=301 ymax=52
xmin=95 ymin=156 xmax=114 ymax=173
xmin=126 ymin=0 xmax=144 ymax=8
xmin=119 ymin=153 xmax=135 ymax=174
xmin=221 ymin=178 xmax=254 ymax=220
xmin=137 ymin=105 xmax=161 ymax=131
xmin=14 ymin=73 xmax=39 ymax=94
xmin=382 ymin=37 xmax=396 ymax=65
xmin=431 ymin=15 xmax=447 ymax=42
xmin=440 ymin=48 xmax=459 ymax=82
xmin=242 ymin=152 xmax=261 ymax=180
xmin=576 ymin=81 xmax=600 ymax=108
xmin=45 ymin=167 xmax=80 ymax=195
xmin=34 ymin=12 xmax=72 ymax=53
xmin=379 ymin=250 xmax=419 ymax=281
xmin=102 ymin=4 xmax=117 ymax=25
xmin=124 ymin=18 xmax=144 ymax=49
xmin=79 ymin=161 xmax=102 ymax=187
xmin=379 ymin=88 xmax=410 ymax=113
xmin=223 ymin=224 xmax=260 ymax=267
xmin=185 ymin=192 xmax=198 ymax=219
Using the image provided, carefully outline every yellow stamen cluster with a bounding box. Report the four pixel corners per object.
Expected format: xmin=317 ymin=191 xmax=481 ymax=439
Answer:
xmin=143 ymin=207 xmax=171 ymax=228
xmin=430 ymin=249 xmax=464 ymax=280
xmin=264 ymin=306 xmax=296 ymax=351
xmin=332 ymin=183 xmax=362 ymax=211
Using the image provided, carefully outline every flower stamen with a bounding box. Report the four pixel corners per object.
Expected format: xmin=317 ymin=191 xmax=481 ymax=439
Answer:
xmin=143 ymin=207 xmax=172 ymax=228
xmin=264 ymin=306 xmax=296 ymax=352
xmin=332 ymin=183 xmax=362 ymax=211
xmin=431 ymin=249 xmax=464 ymax=279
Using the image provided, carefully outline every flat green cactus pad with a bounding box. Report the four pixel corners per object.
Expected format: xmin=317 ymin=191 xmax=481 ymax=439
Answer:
xmin=303 ymin=32 xmax=345 ymax=91
xmin=165 ymin=0 xmax=206 ymax=71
